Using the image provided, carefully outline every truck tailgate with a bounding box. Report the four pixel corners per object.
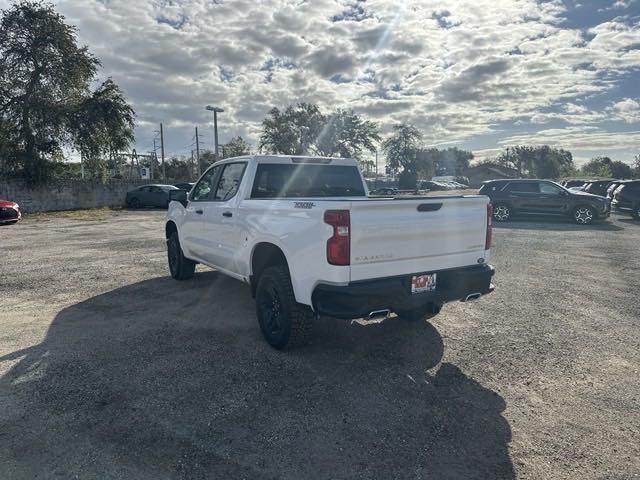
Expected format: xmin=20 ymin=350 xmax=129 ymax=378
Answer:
xmin=349 ymin=196 xmax=489 ymax=282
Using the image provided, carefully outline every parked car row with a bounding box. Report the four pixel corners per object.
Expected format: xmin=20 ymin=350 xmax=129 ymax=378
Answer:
xmin=611 ymin=180 xmax=640 ymax=219
xmin=482 ymin=178 xmax=640 ymax=224
xmin=480 ymin=179 xmax=610 ymax=224
xmin=422 ymin=180 xmax=470 ymax=191
xmin=568 ymin=178 xmax=640 ymax=218
xmin=125 ymin=182 xmax=194 ymax=209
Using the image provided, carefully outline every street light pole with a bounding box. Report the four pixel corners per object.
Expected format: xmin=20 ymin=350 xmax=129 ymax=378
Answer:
xmin=160 ymin=123 xmax=166 ymax=182
xmin=206 ymin=105 xmax=224 ymax=161
xmin=214 ymin=110 xmax=220 ymax=159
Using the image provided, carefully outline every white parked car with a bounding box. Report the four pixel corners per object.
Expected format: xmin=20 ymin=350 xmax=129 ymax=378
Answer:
xmin=166 ymin=155 xmax=495 ymax=349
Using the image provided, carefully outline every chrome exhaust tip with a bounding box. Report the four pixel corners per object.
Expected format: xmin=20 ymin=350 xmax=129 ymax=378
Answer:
xmin=463 ymin=293 xmax=482 ymax=302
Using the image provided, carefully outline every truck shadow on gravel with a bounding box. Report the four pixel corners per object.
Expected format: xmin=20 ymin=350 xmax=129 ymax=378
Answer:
xmin=0 ymin=271 xmax=514 ymax=480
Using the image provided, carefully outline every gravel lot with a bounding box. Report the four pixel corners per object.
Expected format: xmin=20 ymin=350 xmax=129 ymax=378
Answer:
xmin=1 ymin=209 xmax=639 ymax=479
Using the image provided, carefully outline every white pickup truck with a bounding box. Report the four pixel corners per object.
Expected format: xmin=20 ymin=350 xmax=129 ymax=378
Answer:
xmin=166 ymin=155 xmax=495 ymax=349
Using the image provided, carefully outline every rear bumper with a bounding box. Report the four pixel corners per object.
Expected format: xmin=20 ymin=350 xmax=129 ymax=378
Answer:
xmin=312 ymin=264 xmax=495 ymax=319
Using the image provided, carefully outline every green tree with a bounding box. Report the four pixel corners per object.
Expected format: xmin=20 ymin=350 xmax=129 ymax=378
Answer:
xmin=199 ymin=149 xmax=216 ymax=173
xmin=433 ymin=147 xmax=474 ymax=175
xmin=259 ymin=104 xmax=380 ymax=159
xmin=164 ymin=155 xmax=193 ymax=180
xmin=259 ymin=103 xmax=324 ymax=155
xmin=609 ymin=160 xmax=634 ymax=179
xmin=579 ymin=156 xmax=634 ymax=178
xmin=222 ymin=136 xmax=251 ymax=158
xmin=581 ymin=157 xmax=612 ymax=177
xmin=357 ymin=158 xmax=376 ymax=177
xmin=0 ymin=1 xmax=135 ymax=182
xmin=414 ymin=148 xmax=438 ymax=180
xmin=382 ymin=124 xmax=422 ymax=188
xmin=382 ymin=124 xmax=421 ymax=172
xmin=0 ymin=118 xmax=18 ymax=176
xmin=314 ymin=109 xmax=380 ymax=158
xmin=496 ymin=146 xmax=574 ymax=178
xmin=71 ymin=79 xmax=135 ymax=181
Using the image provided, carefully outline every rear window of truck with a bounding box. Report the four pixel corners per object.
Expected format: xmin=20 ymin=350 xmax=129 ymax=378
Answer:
xmin=250 ymin=164 xmax=366 ymax=198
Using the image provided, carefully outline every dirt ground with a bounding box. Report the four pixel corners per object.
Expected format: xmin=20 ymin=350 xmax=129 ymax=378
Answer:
xmin=1 ymin=209 xmax=639 ymax=479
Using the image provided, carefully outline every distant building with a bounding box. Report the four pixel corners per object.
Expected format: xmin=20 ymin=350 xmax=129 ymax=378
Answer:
xmin=463 ymin=163 xmax=519 ymax=188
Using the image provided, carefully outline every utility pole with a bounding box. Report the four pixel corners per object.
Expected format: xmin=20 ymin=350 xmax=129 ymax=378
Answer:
xmin=191 ymin=150 xmax=195 ymax=179
xmin=195 ymin=126 xmax=201 ymax=178
xmin=205 ymin=106 xmax=224 ymax=161
xmin=214 ymin=112 xmax=219 ymax=160
xmin=152 ymin=137 xmax=158 ymax=181
xmin=160 ymin=123 xmax=166 ymax=182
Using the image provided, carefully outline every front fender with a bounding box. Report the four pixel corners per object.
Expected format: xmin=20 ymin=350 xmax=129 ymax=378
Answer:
xmin=166 ymin=201 xmax=188 ymax=237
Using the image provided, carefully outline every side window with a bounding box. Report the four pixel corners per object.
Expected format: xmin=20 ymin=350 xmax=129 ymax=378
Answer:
xmin=214 ymin=163 xmax=246 ymax=201
xmin=507 ymin=182 xmax=539 ymax=193
xmin=191 ymin=166 xmax=221 ymax=201
xmin=150 ymin=186 xmax=162 ymax=193
xmin=539 ymin=182 xmax=562 ymax=194
xmin=140 ymin=186 xmax=151 ymax=193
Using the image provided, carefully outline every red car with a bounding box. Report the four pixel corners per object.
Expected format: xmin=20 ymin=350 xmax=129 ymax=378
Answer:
xmin=0 ymin=199 xmax=22 ymax=225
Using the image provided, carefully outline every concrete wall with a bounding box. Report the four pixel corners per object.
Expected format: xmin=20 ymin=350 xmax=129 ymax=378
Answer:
xmin=0 ymin=179 xmax=148 ymax=213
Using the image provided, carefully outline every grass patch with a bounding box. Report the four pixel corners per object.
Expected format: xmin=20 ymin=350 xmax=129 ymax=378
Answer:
xmin=25 ymin=207 xmax=118 ymax=221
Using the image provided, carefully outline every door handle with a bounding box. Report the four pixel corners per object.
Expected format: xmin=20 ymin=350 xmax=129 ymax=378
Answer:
xmin=222 ymin=211 xmax=233 ymax=218
xmin=195 ymin=209 xmax=204 ymax=215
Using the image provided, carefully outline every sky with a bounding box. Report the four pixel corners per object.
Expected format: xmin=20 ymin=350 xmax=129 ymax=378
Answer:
xmin=4 ymin=0 xmax=639 ymax=167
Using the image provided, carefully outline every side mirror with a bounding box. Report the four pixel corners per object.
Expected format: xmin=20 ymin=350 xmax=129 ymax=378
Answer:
xmin=169 ymin=189 xmax=188 ymax=207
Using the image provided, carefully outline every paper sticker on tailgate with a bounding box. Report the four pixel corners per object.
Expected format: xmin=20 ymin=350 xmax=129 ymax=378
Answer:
xmin=411 ymin=274 xmax=437 ymax=294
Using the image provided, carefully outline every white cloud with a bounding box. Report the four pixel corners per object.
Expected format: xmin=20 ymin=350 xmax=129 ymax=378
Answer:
xmin=2 ymin=0 xmax=637 ymax=159
xmin=609 ymin=98 xmax=640 ymax=123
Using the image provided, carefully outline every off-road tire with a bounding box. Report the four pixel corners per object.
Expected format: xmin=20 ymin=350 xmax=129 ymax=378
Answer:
xmin=256 ymin=265 xmax=313 ymax=350
xmin=167 ymin=232 xmax=196 ymax=280
xmin=632 ymin=205 xmax=640 ymax=220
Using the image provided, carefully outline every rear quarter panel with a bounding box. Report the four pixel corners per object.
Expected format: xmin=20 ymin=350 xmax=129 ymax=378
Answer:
xmin=239 ymin=199 xmax=353 ymax=306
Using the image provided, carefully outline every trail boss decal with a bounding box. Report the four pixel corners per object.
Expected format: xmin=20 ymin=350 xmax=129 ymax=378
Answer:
xmin=294 ymin=202 xmax=315 ymax=209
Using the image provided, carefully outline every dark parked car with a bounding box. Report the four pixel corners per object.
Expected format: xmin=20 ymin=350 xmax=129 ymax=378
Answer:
xmin=479 ymin=179 xmax=610 ymax=225
xmin=606 ymin=181 xmax=625 ymax=200
xmin=0 ymin=199 xmax=21 ymax=225
xmin=581 ymin=179 xmax=616 ymax=197
xmin=173 ymin=182 xmax=195 ymax=191
xmin=611 ymin=180 xmax=640 ymax=219
xmin=562 ymin=179 xmax=589 ymax=189
xmin=126 ymin=184 xmax=180 ymax=208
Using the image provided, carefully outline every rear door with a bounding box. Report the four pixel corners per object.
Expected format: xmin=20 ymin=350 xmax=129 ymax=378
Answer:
xmin=148 ymin=186 xmax=166 ymax=206
xmin=137 ymin=186 xmax=152 ymax=205
xmin=349 ymin=196 xmax=489 ymax=282
xmin=504 ymin=181 xmax=541 ymax=213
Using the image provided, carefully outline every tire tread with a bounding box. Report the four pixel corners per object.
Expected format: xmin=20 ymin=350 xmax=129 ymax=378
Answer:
xmin=258 ymin=266 xmax=313 ymax=349
xmin=168 ymin=232 xmax=196 ymax=280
